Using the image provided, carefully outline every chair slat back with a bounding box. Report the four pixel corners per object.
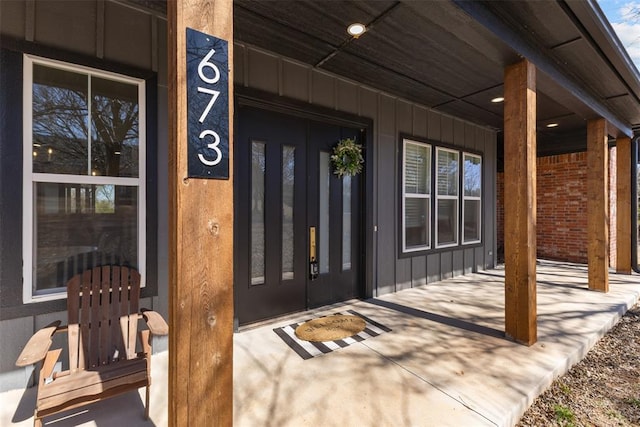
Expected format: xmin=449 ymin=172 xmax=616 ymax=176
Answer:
xmin=66 ymin=266 xmax=141 ymax=371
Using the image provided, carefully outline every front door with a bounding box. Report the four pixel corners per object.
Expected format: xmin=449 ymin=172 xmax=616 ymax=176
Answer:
xmin=235 ymin=106 xmax=363 ymax=325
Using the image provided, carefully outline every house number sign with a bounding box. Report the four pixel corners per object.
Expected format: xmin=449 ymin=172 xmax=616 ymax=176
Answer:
xmin=186 ymin=28 xmax=229 ymax=179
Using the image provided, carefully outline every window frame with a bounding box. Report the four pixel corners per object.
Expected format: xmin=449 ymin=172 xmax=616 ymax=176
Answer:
xmin=402 ymin=138 xmax=432 ymax=253
xmin=22 ymin=54 xmax=147 ymax=303
xmin=399 ymin=135 xmax=483 ymax=256
xmin=462 ymin=152 xmax=482 ymax=245
xmin=435 ymin=146 xmax=459 ymax=249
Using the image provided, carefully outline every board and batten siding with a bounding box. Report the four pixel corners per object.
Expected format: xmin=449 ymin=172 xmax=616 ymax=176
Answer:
xmin=234 ymin=43 xmax=498 ymax=297
xmin=0 ymin=0 xmax=497 ymax=392
xmin=0 ymin=0 xmax=168 ymax=391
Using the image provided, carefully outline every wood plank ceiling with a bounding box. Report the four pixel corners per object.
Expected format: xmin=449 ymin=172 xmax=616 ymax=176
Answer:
xmin=234 ymin=0 xmax=640 ymax=151
xmin=135 ymin=0 xmax=640 ymax=151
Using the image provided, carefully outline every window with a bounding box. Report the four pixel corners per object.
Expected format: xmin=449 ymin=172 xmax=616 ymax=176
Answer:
xmin=400 ymin=137 xmax=482 ymax=254
xmin=463 ymin=153 xmax=482 ymax=243
xmin=23 ymin=55 xmax=146 ymax=302
xmin=436 ymin=147 xmax=459 ymax=248
xmin=402 ymin=139 xmax=431 ymax=252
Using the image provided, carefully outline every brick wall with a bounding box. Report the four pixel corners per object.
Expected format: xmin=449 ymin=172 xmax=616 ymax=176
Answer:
xmin=496 ymin=150 xmax=617 ymax=265
xmin=536 ymin=152 xmax=589 ymax=263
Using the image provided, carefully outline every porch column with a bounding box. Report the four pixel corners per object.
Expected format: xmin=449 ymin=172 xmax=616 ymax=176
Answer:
xmin=503 ymin=59 xmax=537 ymax=346
xmin=587 ymin=118 xmax=609 ymax=291
xmin=168 ymin=0 xmax=234 ymax=426
xmin=616 ymin=136 xmax=632 ymax=274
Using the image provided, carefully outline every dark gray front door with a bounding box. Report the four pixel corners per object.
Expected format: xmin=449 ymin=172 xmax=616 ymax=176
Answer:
xmin=235 ymin=106 xmax=362 ymax=325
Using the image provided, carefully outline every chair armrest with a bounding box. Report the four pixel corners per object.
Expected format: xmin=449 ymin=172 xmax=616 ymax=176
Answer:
xmin=15 ymin=321 xmax=61 ymax=367
xmin=141 ymin=309 xmax=169 ymax=336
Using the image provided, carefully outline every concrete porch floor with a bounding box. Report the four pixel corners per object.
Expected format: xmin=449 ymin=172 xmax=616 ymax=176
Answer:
xmin=2 ymin=260 xmax=639 ymax=427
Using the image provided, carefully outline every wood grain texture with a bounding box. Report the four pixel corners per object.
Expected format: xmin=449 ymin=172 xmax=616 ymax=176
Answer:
xmin=24 ymin=266 xmax=156 ymax=426
xmin=14 ymin=322 xmax=60 ymax=367
xmin=587 ymin=118 xmax=610 ymax=292
xmin=167 ymin=0 xmax=234 ymax=426
xmin=503 ymin=60 xmax=537 ymax=346
xmin=616 ymin=136 xmax=632 ymax=274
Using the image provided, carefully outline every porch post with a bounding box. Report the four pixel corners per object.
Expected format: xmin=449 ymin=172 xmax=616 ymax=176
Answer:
xmin=587 ymin=118 xmax=609 ymax=291
xmin=167 ymin=0 xmax=234 ymax=426
xmin=503 ymin=59 xmax=537 ymax=346
xmin=616 ymin=136 xmax=632 ymax=274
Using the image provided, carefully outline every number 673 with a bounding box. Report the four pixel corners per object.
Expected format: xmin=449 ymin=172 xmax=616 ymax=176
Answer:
xmin=196 ymin=48 xmax=223 ymax=167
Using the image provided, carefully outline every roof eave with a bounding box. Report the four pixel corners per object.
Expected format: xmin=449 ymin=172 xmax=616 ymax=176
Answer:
xmin=453 ymin=0 xmax=633 ymax=138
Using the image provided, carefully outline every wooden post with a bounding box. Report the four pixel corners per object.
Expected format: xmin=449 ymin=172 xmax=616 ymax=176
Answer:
xmin=167 ymin=0 xmax=234 ymax=426
xmin=616 ymin=136 xmax=632 ymax=274
xmin=503 ymin=60 xmax=537 ymax=346
xmin=587 ymin=119 xmax=609 ymax=292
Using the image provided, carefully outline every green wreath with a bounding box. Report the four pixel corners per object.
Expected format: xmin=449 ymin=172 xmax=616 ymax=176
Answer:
xmin=331 ymin=138 xmax=364 ymax=178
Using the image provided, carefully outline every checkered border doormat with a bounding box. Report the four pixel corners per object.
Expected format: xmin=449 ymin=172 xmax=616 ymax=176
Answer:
xmin=273 ymin=310 xmax=392 ymax=360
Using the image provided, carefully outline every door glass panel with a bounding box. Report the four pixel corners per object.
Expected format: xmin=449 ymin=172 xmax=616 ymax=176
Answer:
xmin=282 ymin=146 xmax=295 ymax=280
xmin=342 ymin=175 xmax=351 ymax=270
xmin=251 ymin=141 xmax=265 ymax=285
xmin=319 ymin=151 xmax=330 ymax=274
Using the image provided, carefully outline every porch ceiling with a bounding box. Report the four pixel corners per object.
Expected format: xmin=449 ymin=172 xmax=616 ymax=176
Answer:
xmin=233 ymin=0 xmax=640 ymax=146
xmin=136 ymin=0 xmax=640 ymax=145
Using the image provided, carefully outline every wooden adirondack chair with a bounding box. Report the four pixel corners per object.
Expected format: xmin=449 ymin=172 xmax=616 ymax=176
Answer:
xmin=16 ymin=266 xmax=168 ymax=427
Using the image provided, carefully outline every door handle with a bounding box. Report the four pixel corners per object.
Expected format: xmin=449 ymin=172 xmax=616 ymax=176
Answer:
xmin=309 ymin=227 xmax=319 ymax=280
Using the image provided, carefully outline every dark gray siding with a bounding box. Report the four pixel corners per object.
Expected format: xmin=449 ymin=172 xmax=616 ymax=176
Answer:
xmin=0 ymin=0 xmax=497 ymax=393
xmin=235 ymin=43 xmax=498 ymax=297
xmin=0 ymin=0 xmax=169 ymax=391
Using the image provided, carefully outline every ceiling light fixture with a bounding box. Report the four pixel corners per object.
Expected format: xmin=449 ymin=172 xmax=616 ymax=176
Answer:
xmin=546 ymin=123 xmax=559 ymax=128
xmin=491 ymin=97 xmax=504 ymax=103
xmin=347 ymin=23 xmax=366 ymax=38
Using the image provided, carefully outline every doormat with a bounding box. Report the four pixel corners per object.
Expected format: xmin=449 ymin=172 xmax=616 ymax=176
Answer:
xmin=295 ymin=314 xmax=366 ymax=342
xmin=273 ymin=310 xmax=391 ymax=360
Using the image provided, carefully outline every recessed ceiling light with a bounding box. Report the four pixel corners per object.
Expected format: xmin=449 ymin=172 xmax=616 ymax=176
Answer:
xmin=347 ymin=23 xmax=366 ymax=38
xmin=114 ymin=151 xmax=122 ymax=155
xmin=491 ymin=97 xmax=504 ymax=103
xmin=546 ymin=123 xmax=559 ymax=128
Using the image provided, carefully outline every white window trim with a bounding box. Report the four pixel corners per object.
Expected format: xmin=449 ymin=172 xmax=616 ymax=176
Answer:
xmin=22 ymin=54 xmax=146 ymax=303
xmin=435 ymin=147 xmax=459 ymax=249
xmin=462 ymin=152 xmax=482 ymax=245
xmin=402 ymin=139 xmax=431 ymax=253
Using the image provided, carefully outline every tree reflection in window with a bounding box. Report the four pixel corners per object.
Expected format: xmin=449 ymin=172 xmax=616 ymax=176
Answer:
xmin=32 ymin=65 xmax=139 ymax=178
xmin=27 ymin=60 xmax=143 ymax=293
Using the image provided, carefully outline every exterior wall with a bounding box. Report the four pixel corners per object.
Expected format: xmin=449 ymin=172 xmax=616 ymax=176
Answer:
xmin=537 ymin=153 xmax=589 ymax=263
xmin=234 ymin=43 xmax=498 ymax=296
xmin=0 ymin=1 xmax=498 ymax=393
xmin=0 ymin=1 xmax=169 ymax=392
xmin=496 ymin=148 xmax=617 ymax=266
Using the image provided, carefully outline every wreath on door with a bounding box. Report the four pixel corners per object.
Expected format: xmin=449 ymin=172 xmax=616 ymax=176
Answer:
xmin=331 ymin=138 xmax=364 ymax=178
